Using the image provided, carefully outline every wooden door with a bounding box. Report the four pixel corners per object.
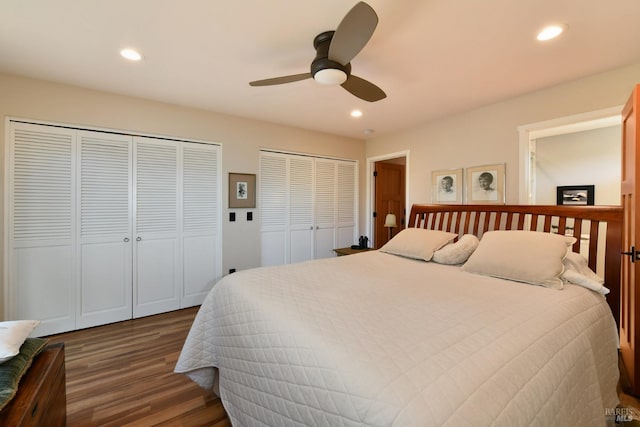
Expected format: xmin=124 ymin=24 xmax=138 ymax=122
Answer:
xmin=374 ymin=161 xmax=405 ymax=248
xmin=621 ymin=84 xmax=640 ymax=395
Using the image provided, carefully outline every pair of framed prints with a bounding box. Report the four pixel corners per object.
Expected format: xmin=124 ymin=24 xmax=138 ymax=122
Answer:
xmin=432 ymin=164 xmax=505 ymax=204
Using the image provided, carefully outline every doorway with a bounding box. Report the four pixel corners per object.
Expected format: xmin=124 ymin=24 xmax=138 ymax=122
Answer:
xmin=517 ymin=106 xmax=622 ymax=203
xmin=367 ymin=152 xmax=409 ymax=249
xmin=533 ymin=126 xmax=620 ymax=205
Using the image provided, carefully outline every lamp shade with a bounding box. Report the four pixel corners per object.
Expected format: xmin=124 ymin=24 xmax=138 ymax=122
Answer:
xmin=384 ymin=213 xmax=397 ymax=228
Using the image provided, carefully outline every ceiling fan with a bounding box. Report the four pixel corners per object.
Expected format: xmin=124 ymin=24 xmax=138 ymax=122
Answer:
xmin=249 ymin=2 xmax=386 ymax=102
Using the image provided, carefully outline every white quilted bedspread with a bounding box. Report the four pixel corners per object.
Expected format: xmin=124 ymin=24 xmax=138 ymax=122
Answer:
xmin=175 ymin=251 xmax=619 ymax=427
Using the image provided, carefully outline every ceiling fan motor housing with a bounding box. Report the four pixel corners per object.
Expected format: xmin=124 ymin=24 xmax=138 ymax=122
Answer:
xmin=311 ymin=31 xmax=351 ymax=84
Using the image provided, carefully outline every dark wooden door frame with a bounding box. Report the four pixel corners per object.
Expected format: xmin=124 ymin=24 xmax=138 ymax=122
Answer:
xmin=374 ymin=161 xmax=405 ymax=248
xmin=366 ymin=152 xmax=409 ymax=249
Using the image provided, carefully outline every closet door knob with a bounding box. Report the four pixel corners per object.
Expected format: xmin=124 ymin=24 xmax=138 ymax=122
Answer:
xmin=123 ymin=237 xmax=130 ymax=242
xmin=136 ymin=237 xmax=142 ymax=241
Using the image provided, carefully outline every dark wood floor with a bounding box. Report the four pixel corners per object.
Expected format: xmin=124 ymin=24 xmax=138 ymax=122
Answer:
xmin=47 ymin=307 xmax=231 ymax=427
xmin=46 ymin=306 xmax=640 ymax=426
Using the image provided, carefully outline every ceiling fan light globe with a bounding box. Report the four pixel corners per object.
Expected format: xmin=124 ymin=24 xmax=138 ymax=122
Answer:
xmin=313 ymin=68 xmax=348 ymax=85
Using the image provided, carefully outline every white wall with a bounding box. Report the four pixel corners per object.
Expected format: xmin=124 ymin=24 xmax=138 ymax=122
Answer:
xmin=366 ymin=62 xmax=640 ymax=207
xmin=0 ymin=72 xmax=366 ymax=318
xmin=534 ymin=125 xmax=621 ymax=205
xmin=3 ymin=62 xmax=639 ymax=319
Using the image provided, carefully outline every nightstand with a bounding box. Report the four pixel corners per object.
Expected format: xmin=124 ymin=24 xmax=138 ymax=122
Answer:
xmin=333 ymin=247 xmax=373 ymax=256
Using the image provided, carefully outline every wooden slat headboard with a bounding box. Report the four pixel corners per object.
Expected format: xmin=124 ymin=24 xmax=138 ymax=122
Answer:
xmin=408 ymin=204 xmax=623 ymax=326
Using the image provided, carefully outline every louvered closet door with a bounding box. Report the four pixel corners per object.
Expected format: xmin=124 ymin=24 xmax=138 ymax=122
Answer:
xmin=260 ymin=153 xmax=288 ymax=266
xmin=76 ymin=131 xmax=132 ymax=329
xmin=314 ymin=159 xmax=337 ymax=259
xmin=182 ymin=143 xmax=221 ymax=307
xmin=8 ymin=122 xmax=76 ymax=336
xmin=289 ymin=155 xmax=314 ymax=263
xmin=336 ymin=161 xmax=357 ymax=248
xmin=133 ymin=137 xmax=181 ymax=317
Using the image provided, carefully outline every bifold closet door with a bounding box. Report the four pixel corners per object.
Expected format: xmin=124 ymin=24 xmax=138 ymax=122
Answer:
xmin=336 ymin=161 xmax=356 ymax=249
xmin=260 ymin=152 xmax=357 ymax=266
xmin=181 ymin=143 xmax=220 ymax=307
xmin=289 ymin=155 xmax=314 ymax=263
xmin=8 ymin=122 xmax=221 ymax=334
xmin=260 ymin=153 xmax=315 ymax=265
xmin=260 ymin=153 xmax=288 ymax=266
xmin=314 ymin=160 xmax=356 ymax=257
xmin=133 ymin=137 xmax=181 ymax=318
xmin=314 ymin=159 xmax=336 ymax=259
xmin=8 ymin=122 xmax=76 ymax=336
xmin=76 ymin=131 xmax=133 ymax=329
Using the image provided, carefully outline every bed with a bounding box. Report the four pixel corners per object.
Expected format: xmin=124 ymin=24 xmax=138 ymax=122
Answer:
xmin=176 ymin=204 xmax=623 ymax=426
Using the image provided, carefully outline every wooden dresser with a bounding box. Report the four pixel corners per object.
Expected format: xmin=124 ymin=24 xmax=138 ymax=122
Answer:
xmin=0 ymin=343 xmax=67 ymax=427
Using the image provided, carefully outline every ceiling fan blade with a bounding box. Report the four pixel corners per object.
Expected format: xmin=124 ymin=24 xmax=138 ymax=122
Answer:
xmin=249 ymin=73 xmax=312 ymax=86
xmin=328 ymin=2 xmax=378 ymax=66
xmin=341 ymin=75 xmax=386 ymax=102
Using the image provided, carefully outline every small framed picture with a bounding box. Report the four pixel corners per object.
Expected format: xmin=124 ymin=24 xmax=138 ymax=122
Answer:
xmin=466 ymin=163 xmax=505 ymax=204
xmin=229 ymin=173 xmax=256 ymax=208
xmin=432 ymin=168 xmax=463 ymax=204
xmin=556 ymin=185 xmax=595 ymax=206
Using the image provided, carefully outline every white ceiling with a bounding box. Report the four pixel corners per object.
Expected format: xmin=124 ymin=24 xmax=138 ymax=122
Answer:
xmin=2 ymin=0 xmax=640 ymax=140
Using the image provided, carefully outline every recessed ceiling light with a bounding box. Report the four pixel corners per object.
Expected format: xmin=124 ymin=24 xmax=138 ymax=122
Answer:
xmin=537 ymin=24 xmax=567 ymax=41
xmin=120 ymin=48 xmax=142 ymax=61
xmin=351 ymin=110 xmax=363 ymax=118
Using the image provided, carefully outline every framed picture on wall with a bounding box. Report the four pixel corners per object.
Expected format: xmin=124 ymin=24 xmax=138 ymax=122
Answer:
xmin=466 ymin=163 xmax=505 ymax=204
xmin=431 ymin=168 xmax=463 ymax=204
xmin=229 ymin=173 xmax=256 ymax=208
xmin=556 ymin=185 xmax=595 ymax=205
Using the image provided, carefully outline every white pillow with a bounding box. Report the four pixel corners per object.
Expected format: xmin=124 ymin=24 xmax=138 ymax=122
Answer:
xmin=562 ymin=252 xmax=603 ymax=282
xmin=380 ymin=228 xmax=457 ymax=261
xmin=563 ymin=270 xmax=609 ymax=295
xmin=461 ymin=230 xmax=571 ymax=289
xmin=561 ymin=252 xmax=609 ymax=295
xmin=0 ymin=320 xmax=40 ymax=364
xmin=432 ymin=234 xmax=480 ymax=265
xmin=560 ymin=235 xmax=578 ymax=246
